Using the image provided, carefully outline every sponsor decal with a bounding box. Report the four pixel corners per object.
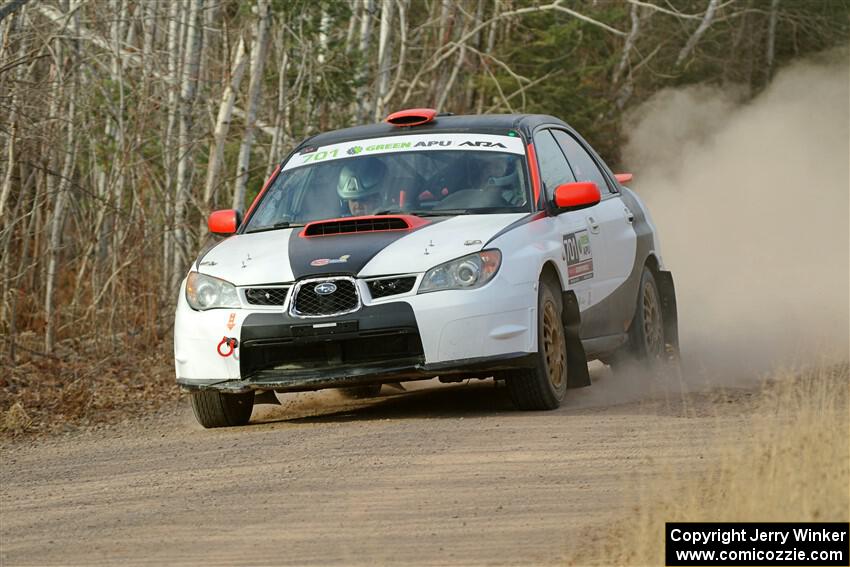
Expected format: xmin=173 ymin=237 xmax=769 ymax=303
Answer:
xmin=564 ymin=229 xmax=594 ymax=284
xmin=283 ymin=133 xmax=525 ymax=171
xmin=226 ymin=312 xmax=236 ymax=330
xmin=458 ymin=140 xmax=507 ymax=148
xmin=365 ymin=141 xmax=412 ymax=152
xmin=414 ymin=140 xmax=451 ymax=148
xmin=310 ymin=254 xmax=351 ymax=267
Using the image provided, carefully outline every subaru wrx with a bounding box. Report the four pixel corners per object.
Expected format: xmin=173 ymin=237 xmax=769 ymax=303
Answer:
xmin=175 ymin=109 xmax=679 ymax=428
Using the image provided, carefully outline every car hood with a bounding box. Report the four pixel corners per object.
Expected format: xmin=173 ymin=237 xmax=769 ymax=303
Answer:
xmin=195 ymin=213 xmax=526 ymax=286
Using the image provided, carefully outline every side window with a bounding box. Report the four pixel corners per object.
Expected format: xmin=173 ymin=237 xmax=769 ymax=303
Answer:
xmin=551 ymin=130 xmax=611 ymax=195
xmin=533 ymin=129 xmax=575 ymax=201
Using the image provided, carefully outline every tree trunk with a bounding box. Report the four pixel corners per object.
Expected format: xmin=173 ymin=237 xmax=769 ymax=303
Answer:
xmin=476 ymin=0 xmax=500 ymax=114
xmin=435 ymin=31 xmax=466 ymax=112
xmin=171 ymin=0 xmax=203 ymax=292
xmin=373 ymin=0 xmax=394 ymax=121
xmin=765 ymin=0 xmax=779 ymax=77
xmin=0 ymin=9 xmax=27 ymax=218
xmin=355 ymin=0 xmax=374 ymax=122
xmin=231 ymin=0 xmax=271 ymax=212
xmin=676 ymin=0 xmax=720 ymax=66
xmin=162 ymin=0 xmax=182 ymax=299
xmin=269 ymin=41 xmax=289 ymax=173
xmin=202 ymin=35 xmax=248 ymax=220
xmin=44 ymin=2 xmax=79 ymax=354
xmin=344 ymin=0 xmax=357 ymax=56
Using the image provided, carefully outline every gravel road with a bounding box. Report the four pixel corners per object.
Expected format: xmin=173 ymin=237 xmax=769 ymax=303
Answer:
xmin=0 ymin=367 xmax=750 ymax=566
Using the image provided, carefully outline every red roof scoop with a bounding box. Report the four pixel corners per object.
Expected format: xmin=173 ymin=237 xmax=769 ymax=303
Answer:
xmin=385 ymin=108 xmax=437 ymax=127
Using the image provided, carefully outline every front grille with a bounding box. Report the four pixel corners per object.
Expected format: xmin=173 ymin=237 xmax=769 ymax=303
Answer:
xmin=244 ymin=287 xmax=289 ymax=306
xmin=367 ymin=277 xmax=417 ymax=299
xmin=292 ymin=278 xmax=359 ymax=317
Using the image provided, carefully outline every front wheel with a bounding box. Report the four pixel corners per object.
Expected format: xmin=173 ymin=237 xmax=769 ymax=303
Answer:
xmin=505 ymin=279 xmax=568 ymax=410
xmin=190 ymin=390 xmax=254 ymax=428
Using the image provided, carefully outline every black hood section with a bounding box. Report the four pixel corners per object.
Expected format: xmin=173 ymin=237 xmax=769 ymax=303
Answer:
xmin=287 ymin=228 xmax=414 ymax=279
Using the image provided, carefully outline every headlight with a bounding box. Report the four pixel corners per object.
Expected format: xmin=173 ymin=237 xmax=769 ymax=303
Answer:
xmin=185 ymin=272 xmax=240 ymax=310
xmin=418 ymin=250 xmax=501 ymax=293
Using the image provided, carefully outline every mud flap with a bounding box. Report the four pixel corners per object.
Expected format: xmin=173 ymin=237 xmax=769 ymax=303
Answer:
xmin=654 ymin=270 xmax=680 ymax=360
xmin=562 ymin=291 xmax=591 ymax=388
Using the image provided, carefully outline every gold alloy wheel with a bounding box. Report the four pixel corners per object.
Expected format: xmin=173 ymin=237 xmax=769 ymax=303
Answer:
xmin=642 ymin=281 xmax=664 ymax=357
xmin=542 ymin=300 xmax=566 ymax=389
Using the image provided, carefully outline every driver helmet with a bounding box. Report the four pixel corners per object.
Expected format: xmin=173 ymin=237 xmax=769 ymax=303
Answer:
xmin=473 ymin=156 xmax=516 ymax=188
xmin=337 ymin=158 xmax=387 ymax=201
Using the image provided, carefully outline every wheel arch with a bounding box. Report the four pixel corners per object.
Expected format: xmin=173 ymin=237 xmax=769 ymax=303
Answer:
xmin=538 ymin=260 xmax=564 ymax=290
xmin=644 ymin=252 xmax=660 ymax=274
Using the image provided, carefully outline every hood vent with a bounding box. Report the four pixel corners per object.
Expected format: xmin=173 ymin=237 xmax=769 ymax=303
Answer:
xmin=301 ymin=215 xmax=428 ymax=237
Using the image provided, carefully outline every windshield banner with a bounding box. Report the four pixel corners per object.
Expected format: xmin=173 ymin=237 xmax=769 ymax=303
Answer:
xmin=283 ymin=133 xmax=526 ymax=171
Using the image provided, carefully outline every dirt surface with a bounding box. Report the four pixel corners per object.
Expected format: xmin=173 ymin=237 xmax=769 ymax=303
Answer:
xmin=0 ymin=367 xmax=754 ymax=566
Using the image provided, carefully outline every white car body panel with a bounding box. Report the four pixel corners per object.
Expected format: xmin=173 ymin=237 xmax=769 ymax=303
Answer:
xmin=359 ymin=213 xmax=526 ymax=276
xmin=197 ymin=230 xmax=297 ymax=285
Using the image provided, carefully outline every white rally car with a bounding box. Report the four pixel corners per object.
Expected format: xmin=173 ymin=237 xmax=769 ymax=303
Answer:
xmin=175 ymin=109 xmax=679 ymax=428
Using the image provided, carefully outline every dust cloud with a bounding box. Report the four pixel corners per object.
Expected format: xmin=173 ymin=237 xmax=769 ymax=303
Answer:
xmin=622 ymin=49 xmax=850 ymax=379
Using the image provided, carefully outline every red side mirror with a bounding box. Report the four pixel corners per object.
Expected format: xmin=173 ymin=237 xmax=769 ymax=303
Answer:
xmin=208 ymin=209 xmax=240 ymax=235
xmin=615 ymin=173 xmax=633 ymax=184
xmin=554 ymin=182 xmax=601 ymax=210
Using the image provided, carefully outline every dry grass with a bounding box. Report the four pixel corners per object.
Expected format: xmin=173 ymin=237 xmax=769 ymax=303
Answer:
xmin=568 ymin=362 xmax=850 ymax=566
xmin=0 ymin=332 xmax=181 ymax=439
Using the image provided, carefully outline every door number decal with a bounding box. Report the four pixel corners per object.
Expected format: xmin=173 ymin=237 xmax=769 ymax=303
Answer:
xmin=564 ymin=230 xmax=594 ymax=284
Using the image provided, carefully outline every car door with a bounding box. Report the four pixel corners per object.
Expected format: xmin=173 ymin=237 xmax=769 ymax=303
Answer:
xmin=532 ymin=129 xmax=604 ymax=313
xmin=550 ymin=129 xmax=637 ymax=336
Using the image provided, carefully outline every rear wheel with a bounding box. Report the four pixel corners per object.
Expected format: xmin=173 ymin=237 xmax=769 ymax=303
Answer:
xmin=190 ymin=390 xmax=254 ymax=428
xmin=337 ymin=384 xmax=383 ymax=399
xmin=608 ymin=267 xmax=665 ymax=369
xmin=505 ymin=279 xmax=568 ymax=410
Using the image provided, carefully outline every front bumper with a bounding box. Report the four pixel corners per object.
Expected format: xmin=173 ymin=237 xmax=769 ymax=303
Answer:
xmin=174 ymin=273 xmax=538 ymax=390
xmin=177 ymin=352 xmax=535 ymax=393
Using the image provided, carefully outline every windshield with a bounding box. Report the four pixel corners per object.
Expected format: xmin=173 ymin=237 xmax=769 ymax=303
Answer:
xmin=244 ymin=133 xmax=530 ymax=233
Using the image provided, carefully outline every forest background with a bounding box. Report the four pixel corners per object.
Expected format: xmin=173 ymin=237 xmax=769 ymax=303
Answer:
xmin=0 ymin=0 xmax=847 ymax=432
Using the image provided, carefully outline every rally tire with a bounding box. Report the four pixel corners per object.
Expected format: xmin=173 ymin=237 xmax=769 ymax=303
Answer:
xmin=190 ymin=390 xmax=254 ymax=428
xmin=506 ymin=279 xmax=568 ymax=410
xmin=609 ymin=266 xmax=665 ymax=370
xmin=338 ymin=384 xmax=383 ymax=399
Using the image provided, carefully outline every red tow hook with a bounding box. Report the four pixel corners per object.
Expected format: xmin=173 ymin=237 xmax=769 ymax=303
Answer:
xmin=217 ymin=337 xmax=238 ymax=357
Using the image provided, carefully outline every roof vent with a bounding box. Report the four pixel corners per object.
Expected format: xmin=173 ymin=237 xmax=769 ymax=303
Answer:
xmin=385 ymin=108 xmax=437 ymax=127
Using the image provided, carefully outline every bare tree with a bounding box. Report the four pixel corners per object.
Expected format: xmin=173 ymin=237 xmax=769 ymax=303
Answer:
xmin=676 ymin=0 xmax=721 ymax=66
xmin=44 ymin=1 xmax=79 ymax=353
xmin=766 ymin=0 xmax=780 ymax=76
xmin=171 ymin=0 xmax=204 ymax=290
xmin=355 ymin=0 xmax=374 ymax=122
xmin=202 ymin=35 xmax=248 ymax=218
xmin=373 ymin=0 xmax=394 ymax=121
xmin=232 ymin=0 xmax=271 ymax=212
